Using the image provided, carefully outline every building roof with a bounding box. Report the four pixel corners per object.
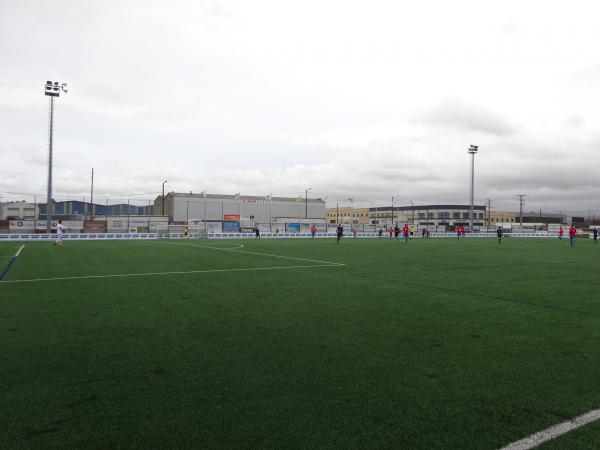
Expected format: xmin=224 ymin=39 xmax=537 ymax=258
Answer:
xmin=162 ymin=192 xmax=325 ymax=203
xmin=369 ymin=204 xmax=486 ymax=212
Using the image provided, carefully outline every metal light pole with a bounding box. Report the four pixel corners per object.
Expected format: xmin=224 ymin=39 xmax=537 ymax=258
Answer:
xmin=44 ymin=80 xmax=67 ymax=231
xmin=162 ymin=180 xmax=168 ymax=216
xmin=468 ymin=145 xmax=479 ymax=231
xmin=518 ymin=194 xmax=525 ymax=227
xmin=305 ymin=187 xmax=311 ymax=218
xmin=203 ymin=190 xmax=208 ymax=232
xmin=392 ymin=195 xmax=401 ymax=226
xmin=90 ymin=167 xmax=94 ymax=220
xmin=267 ymin=194 xmax=272 ymax=233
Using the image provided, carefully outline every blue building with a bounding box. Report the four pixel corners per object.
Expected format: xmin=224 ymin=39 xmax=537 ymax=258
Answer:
xmin=38 ymin=201 xmax=154 ymax=217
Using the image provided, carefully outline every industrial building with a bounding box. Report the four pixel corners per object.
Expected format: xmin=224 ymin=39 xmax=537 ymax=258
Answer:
xmin=155 ymin=192 xmax=326 ymax=232
xmin=37 ymin=200 xmax=154 ymax=218
xmin=327 ymin=204 xmax=487 ymax=231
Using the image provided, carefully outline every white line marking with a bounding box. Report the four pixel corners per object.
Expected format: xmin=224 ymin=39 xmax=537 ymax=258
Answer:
xmin=0 ymin=264 xmax=341 ymax=284
xmin=499 ymin=409 xmax=600 ymax=450
xmin=157 ymin=241 xmax=344 ymax=266
xmin=15 ymin=245 xmax=25 ymax=257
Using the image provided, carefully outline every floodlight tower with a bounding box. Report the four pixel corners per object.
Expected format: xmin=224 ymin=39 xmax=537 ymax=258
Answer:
xmin=468 ymin=145 xmax=479 ymax=231
xmin=44 ymin=81 xmax=68 ymax=232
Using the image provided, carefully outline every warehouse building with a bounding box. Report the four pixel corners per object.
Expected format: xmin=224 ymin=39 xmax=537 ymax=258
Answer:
xmin=155 ymin=192 xmax=326 ymax=232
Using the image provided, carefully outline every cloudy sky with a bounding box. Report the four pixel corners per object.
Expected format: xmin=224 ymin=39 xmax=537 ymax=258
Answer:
xmin=1 ymin=0 xmax=599 ymax=214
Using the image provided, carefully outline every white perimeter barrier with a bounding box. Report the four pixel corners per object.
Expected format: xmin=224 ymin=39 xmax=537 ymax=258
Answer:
xmin=0 ymin=232 xmax=577 ymax=241
xmin=0 ymin=233 xmax=158 ymax=241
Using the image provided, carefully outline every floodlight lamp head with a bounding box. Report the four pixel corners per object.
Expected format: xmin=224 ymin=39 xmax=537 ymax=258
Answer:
xmin=44 ymin=80 xmax=67 ymax=97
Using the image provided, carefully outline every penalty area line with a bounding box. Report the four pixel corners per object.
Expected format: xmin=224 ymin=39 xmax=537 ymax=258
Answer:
xmin=155 ymin=241 xmax=345 ymax=266
xmin=499 ymin=409 xmax=600 ymax=450
xmin=0 ymin=263 xmax=342 ymax=284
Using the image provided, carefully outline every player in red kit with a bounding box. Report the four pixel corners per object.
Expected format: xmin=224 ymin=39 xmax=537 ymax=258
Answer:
xmin=402 ymin=224 xmax=409 ymax=243
xmin=568 ymin=225 xmax=577 ymax=247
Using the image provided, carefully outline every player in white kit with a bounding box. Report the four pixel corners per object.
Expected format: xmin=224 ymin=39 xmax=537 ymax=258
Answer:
xmin=54 ymin=220 xmax=65 ymax=247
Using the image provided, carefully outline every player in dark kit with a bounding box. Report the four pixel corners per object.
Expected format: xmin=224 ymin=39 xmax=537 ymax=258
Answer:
xmin=496 ymin=227 xmax=503 ymax=245
xmin=336 ymin=225 xmax=343 ymax=244
xmin=593 ymin=228 xmax=598 ymax=243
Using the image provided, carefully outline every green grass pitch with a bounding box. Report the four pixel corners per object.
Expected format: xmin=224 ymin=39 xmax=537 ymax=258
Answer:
xmin=1 ymin=237 xmax=599 ymax=449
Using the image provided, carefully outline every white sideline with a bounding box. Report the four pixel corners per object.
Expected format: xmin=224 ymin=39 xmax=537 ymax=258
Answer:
xmin=157 ymin=241 xmax=345 ymax=266
xmin=499 ymin=409 xmax=600 ymax=450
xmin=0 ymin=263 xmax=342 ymax=284
xmin=0 ymin=245 xmax=26 ymax=258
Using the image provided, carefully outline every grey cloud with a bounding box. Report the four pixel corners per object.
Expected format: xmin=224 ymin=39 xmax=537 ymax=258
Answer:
xmin=414 ymin=98 xmax=515 ymax=136
xmin=563 ymin=115 xmax=584 ymax=128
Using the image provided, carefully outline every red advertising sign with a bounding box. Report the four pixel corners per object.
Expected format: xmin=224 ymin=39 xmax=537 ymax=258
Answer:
xmin=223 ymin=214 xmax=240 ymax=221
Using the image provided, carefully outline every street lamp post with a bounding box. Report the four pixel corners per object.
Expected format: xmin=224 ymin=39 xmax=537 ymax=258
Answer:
xmin=162 ymin=180 xmax=168 ymax=216
xmin=267 ymin=194 xmax=272 ymax=233
xmin=468 ymin=145 xmax=479 ymax=231
xmin=44 ymin=80 xmax=68 ymax=232
xmin=392 ymin=195 xmax=401 ymax=226
xmin=305 ymin=187 xmax=312 ymax=219
xmin=203 ymin=191 xmax=208 ymax=233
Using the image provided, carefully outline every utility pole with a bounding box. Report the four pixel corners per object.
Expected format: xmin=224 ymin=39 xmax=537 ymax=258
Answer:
xmin=517 ymin=194 xmax=526 ymax=227
xmin=486 ymin=197 xmax=492 ymax=231
xmin=90 ymin=168 xmax=94 ymax=220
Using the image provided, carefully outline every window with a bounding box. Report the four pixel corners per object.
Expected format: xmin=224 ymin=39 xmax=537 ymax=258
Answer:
xmin=439 ymin=212 xmax=449 ymax=219
xmin=427 ymin=212 xmax=434 ymax=219
xmin=418 ymin=213 xmax=425 ymax=219
xmin=463 ymin=212 xmax=470 ymax=219
xmin=479 ymin=213 xmax=484 ymax=220
xmin=453 ymin=212 xmax=460 ymax=219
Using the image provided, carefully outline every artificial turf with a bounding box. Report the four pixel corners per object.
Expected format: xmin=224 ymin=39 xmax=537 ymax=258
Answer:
xmin=1 ymin=237 xmax=599 ymax=449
